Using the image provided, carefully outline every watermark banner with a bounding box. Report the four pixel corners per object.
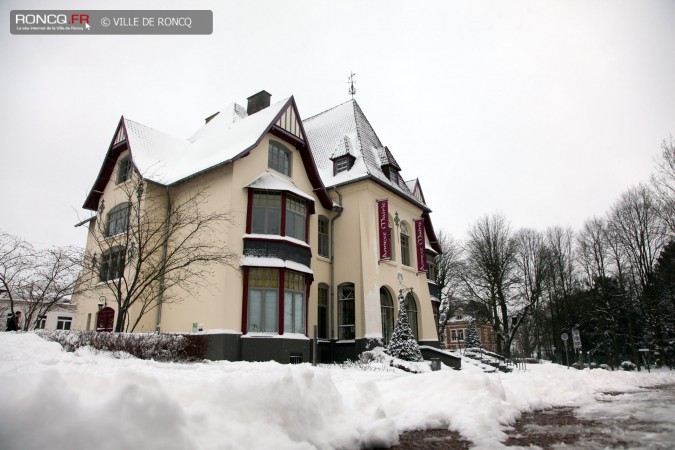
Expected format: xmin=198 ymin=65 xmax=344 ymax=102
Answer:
xmin=10 ymin=10 xmax=212 ymax=35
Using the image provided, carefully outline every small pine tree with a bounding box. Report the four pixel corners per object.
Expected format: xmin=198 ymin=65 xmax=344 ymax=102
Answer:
xmin=386 ymin=291 xmax=424 ymax=362
xmin=465 ymin=319 xmax=481 ymax=349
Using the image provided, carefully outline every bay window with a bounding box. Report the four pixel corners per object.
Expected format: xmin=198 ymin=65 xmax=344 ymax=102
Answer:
xmin=247 ymin=268 xmax=279 ymax=333
xmin=251 ymin=192 xmax=281 ymax=235
xmin=285 ymin=195 xmax=306 ymax=241
xmin=246 ymin=268 xmax=308 ymax=335
xmin=284 ymin=271 xmax=305 ymax=334
xmin=249 ymin=190 xmax=309 ymax=242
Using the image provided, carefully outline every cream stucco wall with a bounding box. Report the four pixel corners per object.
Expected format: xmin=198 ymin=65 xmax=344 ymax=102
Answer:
xmin=329 ymin=180 xmax=437 ymax=343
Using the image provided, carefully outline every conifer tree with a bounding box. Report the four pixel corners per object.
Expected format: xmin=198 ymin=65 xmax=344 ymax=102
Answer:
xmin=386 ymin=290 xmax=424 ymax=362
xmin=465 ymin=319 xmax=481 ymax=349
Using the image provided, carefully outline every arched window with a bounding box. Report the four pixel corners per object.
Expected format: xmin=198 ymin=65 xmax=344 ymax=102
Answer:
xmin=106 ymin=203 xmax=131 ymax=237
xmin=380 ymin=287 xmax=395 ymax=345
xmin=317 ymin=283 xmax=329 ymax=339
xmin=337 ymin=283 xmax=355 ymax=340
xmin=400 ymin=222 xmax=411 ymax=266
xmin=268 ymin=141 xmax=292 ymax=176
xmin=405 ymin=293 xmax=418 ymax=341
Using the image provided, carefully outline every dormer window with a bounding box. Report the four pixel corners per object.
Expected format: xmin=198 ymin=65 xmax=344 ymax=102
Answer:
xmin=331 ymin=154 xmax=355 ymax=175
xmin=335 ymin=157 xmax=349 ymax=173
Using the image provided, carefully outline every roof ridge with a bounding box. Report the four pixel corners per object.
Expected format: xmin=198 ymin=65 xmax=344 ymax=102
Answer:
xmin=303 ymin=98 xmax=355 ymax=122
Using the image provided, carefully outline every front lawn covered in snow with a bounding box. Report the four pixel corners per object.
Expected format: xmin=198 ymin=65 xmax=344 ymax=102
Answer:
xmin=1 ymin=332 xmax=673 ymax=449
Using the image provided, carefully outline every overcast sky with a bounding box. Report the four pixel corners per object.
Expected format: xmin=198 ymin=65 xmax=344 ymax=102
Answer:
xmin=2 ymin=0 xmax=674 ymax=249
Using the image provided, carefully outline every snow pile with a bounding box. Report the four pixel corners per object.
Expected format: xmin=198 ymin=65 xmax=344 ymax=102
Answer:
xmin=1 ymin=333 xmax=674 ymax=450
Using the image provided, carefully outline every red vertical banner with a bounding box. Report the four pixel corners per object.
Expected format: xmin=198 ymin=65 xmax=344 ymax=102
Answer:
xmin=377 ymin=199 xmax=390 ymax=260
xmin=414 ymin=218 xmax=427 ymax=272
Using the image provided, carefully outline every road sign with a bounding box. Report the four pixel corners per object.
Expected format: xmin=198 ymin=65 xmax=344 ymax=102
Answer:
xmin=561 ymin=333 xmax=568 ymax=341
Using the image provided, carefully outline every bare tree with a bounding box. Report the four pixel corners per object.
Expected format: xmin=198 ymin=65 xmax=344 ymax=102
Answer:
xmin=1 ymin=232 xmax=83 ymax=330
xmin=460 ymin=213 xmax=518 ymax=356
xmin=21 ymin=246 xmax=82 ymax=330
xmin=651 ymin=137 xmax=675 ymax=234
xmin=512 ymin=228 xmax=551 ymax=357
xmin=576 ymin=217 xmax=623 ymax=367
xmin=434 ymin=230 xmax=463 ymax=343
xmin=84 ymin=178 xmax=238 ymax=332
xmin=609 ymin=184 xmax=668 ymax=356
xmin=0 ymin=232 xmax=33 ymax=328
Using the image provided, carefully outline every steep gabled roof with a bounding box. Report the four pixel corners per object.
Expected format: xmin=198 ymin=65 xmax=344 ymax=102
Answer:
xmin=83 ymin=97 xmax=333 ymax=211
xmin=302 ymin=100 xmax=428 ymax=212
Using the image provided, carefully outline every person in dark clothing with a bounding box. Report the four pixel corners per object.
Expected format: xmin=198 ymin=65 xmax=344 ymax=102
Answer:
xmin=6 ymin=314 xmax=18 ymax=331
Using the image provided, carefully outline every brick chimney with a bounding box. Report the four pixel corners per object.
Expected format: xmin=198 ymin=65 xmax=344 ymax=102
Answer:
xmin=247 ymin=90 xmax=271 ymax=115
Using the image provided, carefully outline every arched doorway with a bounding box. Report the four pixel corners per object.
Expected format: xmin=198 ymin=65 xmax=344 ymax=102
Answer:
xmin=96 ymin=307 xmax=115 ymax=332
xmin=380 ymin=287 xmax=395 ymax=345
xmin=405 ymin=293 xmax=419 ymax=341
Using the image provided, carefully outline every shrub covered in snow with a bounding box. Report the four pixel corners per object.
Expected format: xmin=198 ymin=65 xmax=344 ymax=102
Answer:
xmin=464 ymin=319 xmax=481 ymax=349
xmin=620 ymin=360 xmax=637 ymax=371
xmin=385 ymin=296 xmax=423 ymax=362
xmin=361 ymin=347 xmax=430 ymax=374
xmin=33 ymin=330 xmax=207 ymax=362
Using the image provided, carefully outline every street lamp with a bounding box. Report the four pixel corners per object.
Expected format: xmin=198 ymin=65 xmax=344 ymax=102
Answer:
xmin=98 ymin=296 xmax=107 ymax=311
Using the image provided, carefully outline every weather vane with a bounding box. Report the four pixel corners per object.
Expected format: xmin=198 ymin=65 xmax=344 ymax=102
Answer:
xmin=348 ymin=72 xmax=356 ymax=99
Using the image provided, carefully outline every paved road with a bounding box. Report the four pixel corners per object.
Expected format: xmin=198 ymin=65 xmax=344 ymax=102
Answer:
xmin=389 ymin=383 xmax=675 ymax=449
xmin=503 ymin=383 xmax=675 ymax=449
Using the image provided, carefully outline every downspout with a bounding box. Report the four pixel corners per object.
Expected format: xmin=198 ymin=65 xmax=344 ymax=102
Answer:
xmin=329 ymin=187 xmax=344 ymax=342
xmin=155 ymin=185 xmax=171 ymax=332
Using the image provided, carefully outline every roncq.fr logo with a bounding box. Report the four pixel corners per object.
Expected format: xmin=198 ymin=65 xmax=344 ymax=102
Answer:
xmin=14 ymin=13 xmax=90 ymax=27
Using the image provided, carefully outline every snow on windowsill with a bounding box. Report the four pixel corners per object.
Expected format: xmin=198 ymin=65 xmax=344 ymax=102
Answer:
xmin=243 ymin=234 xmax=309 ymax=248
xmin=242 ymin=332 xmax=309 ymax=340
xmin=240 ymin=256 xmax=313 ymax=275
xmin=335 ymin=340 xmax=355 ymax=344
xmin=191 ymin=329 xmax=242 ymax=335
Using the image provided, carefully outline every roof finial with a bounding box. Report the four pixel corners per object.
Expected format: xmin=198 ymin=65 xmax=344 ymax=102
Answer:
xmin=348 ymin=72 xmax=357 ymax=99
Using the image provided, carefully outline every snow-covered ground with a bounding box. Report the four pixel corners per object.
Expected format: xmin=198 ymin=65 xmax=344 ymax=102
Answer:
xmin=1 ymin=333 xmax=674 ymax=450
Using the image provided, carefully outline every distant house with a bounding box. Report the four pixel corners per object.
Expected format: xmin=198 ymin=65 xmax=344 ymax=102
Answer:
xmin=71 ymin=91 xmax=442 ymax=363
xmin=444 ymin=312 xmax=497 ymax=353
xmin=1 ymin=291 xmax=76 ymax=331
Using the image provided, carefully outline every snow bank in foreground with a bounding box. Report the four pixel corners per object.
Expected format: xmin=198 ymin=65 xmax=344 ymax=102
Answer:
xmin=1 ymin=333 xmax=673 ymax=450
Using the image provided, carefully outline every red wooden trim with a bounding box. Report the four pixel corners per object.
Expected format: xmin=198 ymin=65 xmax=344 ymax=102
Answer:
xmin=305 ymin=275 xmax=311 ymax=337
xmin=305 ymin=202 xmax=310 ymax=243
xmin=270 ymin=126 xmax=304 ymax=149
xmin=278 ymin=270 xmax=286 ymax=334
xmin=280 ymin=192 xmax=287 ymax=237
xmin=243 ymin=235 xmax=312 ymax=253
xmin=246 ymin=190 xmax=254 ymax=234
xmin=241 ymin=267 xmax=249 ymax=334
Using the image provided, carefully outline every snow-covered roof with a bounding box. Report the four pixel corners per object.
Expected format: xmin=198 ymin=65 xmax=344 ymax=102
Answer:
xmin=125 ymin=99 xmax=291 ymax=185
xmin=245 ymin=172 xmax=315 ymax=203
xmin=240 ymin=256 xmax=313 ymax=275
xmin=302 ymin=100 xmax=427 ymax=210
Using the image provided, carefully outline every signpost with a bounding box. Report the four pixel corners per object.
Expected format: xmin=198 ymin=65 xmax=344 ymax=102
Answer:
xmin=561 ymin=333 xmax=569 ymax=368
xmin=572 ymin=329 xmax=583 ymax=367
xmin=639 ymin=348 xmax=651 ymax=373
